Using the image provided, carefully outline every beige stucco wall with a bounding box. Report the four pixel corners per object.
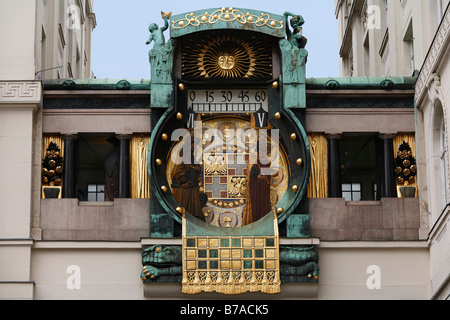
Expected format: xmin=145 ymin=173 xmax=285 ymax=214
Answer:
xmin=414 ymin=4 xmax=450 ymax=300
xmin=29 ymin=241 xmax=430 ymax=300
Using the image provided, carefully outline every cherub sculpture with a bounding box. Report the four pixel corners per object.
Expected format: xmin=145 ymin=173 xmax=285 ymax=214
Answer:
xmin=146 ymin=11 xmax=172 ymax=49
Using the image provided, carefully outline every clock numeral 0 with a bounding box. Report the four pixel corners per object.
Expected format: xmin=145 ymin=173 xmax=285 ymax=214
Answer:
xmin=189 ymin=91 xmax=196 ymax=102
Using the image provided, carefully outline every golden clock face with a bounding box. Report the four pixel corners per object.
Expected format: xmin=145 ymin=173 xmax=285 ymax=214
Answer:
xmin=165 ymin=117 xmax=289 ymax=227
xmin=181 ymin=30 xmax=274 ymax=80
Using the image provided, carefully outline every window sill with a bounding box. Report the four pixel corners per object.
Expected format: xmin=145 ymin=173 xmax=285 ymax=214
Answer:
xmin=78 ymin=201 xmax=114 ymax=207
xmin=345 ymin=200 xmax=381 ymax=206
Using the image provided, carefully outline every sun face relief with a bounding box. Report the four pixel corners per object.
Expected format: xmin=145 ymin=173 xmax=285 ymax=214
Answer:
xmin=218 ymin=55 xmax=236 ymax=70
xmin=181 ymin=30 xmax=273 ymax=80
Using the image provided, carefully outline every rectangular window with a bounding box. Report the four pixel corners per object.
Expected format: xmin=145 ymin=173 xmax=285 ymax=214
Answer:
xmin=340 ymin=134 xmax=382 ymax=201
xmin=87 ymin=184 xmax=105 ymax=202
xmin=76 ymin=134 xmax=118 ymax=202
xmin=342 ymin=183 xmax=362 ymax=201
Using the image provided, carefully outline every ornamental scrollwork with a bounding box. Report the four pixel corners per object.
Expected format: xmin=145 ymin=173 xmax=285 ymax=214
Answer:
xmin=172 ymin=7 xmax=284 ymax=30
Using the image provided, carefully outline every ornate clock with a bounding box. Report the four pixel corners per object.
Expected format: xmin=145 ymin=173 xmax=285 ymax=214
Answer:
xmin=143 ymin=8 xmax=318 ymax=294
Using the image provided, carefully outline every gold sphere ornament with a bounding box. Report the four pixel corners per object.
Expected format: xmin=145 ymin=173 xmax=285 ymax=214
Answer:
xmin=178 ymin=83 xmax=185 ymax=91
xmin=176 ymin=112 xmax=183 ymax=120
xmin=176 ymin=207 xmax=185 ymax=214
xmin=296 ymin=158 xmax=303 ymax=166
xmin=272 ymin=81 xmax=279 ymax=89
xmin=292 ymin=185 xmax=299 ymax=193
xmin=274 ymin=112 xmax=281 ymax=120
xmin=161 ymin=133 xmax=169 ymax=141
xmin=290 ymin=133 xmax=297 ymax=141
xmin=276 ymin=207 xmax=284 ymax=214
xmin=161 ymin=186 xmax=168 ymax=193
xmin=155 ymin=159 xmax=163 ymax=166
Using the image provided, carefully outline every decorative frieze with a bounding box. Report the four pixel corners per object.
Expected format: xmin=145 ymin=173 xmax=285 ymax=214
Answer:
xmin=0 ymin=81 xmax=42 ymax=105
xmin=415 ymin=6 xmax=450 ymax=105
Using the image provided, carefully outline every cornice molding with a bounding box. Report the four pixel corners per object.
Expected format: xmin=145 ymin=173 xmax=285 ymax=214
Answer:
xmin=0 ymin=81 xmax=42 ymax=108
xmin=415 ymin=5 xmax=450 ymax=106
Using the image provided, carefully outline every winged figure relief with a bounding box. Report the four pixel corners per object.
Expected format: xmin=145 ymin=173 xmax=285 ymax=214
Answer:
xmin=228 ymin=177 xmax=247 ymax=198
xmin=204 ymin=155 xmax=227 ymax=176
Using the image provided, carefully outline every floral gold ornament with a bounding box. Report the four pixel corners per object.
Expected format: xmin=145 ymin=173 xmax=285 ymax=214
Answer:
xmin=42 ymin=142 xmax=64 ymax=187
xmin=172 ymin=7 xmax=284 ymax=30
xmin=394 ymin=141 xmax=417 ymax=187
xmin=395 ymin=141 xmax=417 ymax=198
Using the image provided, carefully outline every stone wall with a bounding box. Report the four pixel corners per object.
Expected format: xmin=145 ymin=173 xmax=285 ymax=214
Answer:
xmin=309 ymin=198 xmax=422 ymax=241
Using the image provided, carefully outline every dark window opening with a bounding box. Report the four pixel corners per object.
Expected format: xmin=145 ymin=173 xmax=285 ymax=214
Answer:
xmin=76 ymin=134 xmax=119 ymax=202
xmin=340 ymin=134 xmax=382 ymax=201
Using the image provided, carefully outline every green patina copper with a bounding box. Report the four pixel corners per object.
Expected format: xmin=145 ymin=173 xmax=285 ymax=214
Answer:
xmin=43 ymin=78 xmax=151 ymax=91
xmin=170 ymin=7 xmax=286 ymax=39
xmin=141 ymin=244 xmax=319 ymax=283
xmin=146 ymin=13 xmax=176 ymax=109
xmin=305 ymin=76 xmax=417 ymax=90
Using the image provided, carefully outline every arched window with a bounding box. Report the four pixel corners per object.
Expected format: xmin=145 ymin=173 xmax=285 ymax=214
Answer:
xmin=433 ymin=100 xmax=449 ymax=211
xmin=440 ymin=116 xmax=449 ymax=207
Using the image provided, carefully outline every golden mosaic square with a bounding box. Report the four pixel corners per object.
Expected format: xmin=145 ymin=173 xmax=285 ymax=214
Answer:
xmin=198 ymin=239 xmax=208 ymax=248
xmin=232 ymin=249 xmax=241 ymax=259
xmin=266 ymin=260 xmax=276 ymax=269
xmin=209 ymin=239 xmax=219 ymax=248
xmin=254 ymin=238 xmax=264 ymax=247
xmin=221 ymin=260 xmax=230 ymax=269
xmin=266 ymin=249 xmax=276 ymax=259
xmin=186 ymin=250 xmax=196 ymax=259
xmin=187 ymin=261 xmax=196 ymax=270
xmin=243 ymin=239 xmax=253 ymax=247
xmin=220 ymin=249 xmax=230 ymax=259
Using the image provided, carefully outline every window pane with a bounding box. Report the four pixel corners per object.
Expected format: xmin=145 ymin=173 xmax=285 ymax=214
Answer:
xmin=352 ymin=183 xmax=361 ymax=191
xmin=97 ymin=193 xmax=105 ymax=202
xmin=342 ymin=184 xmax=352 ymax=191
xmin=353 ymin=192 xmax=362 ymax=202
xmin=87 ymin=193 xmax=97 ymax=202
xmin=343 ymin=192 xmax=352 ymax=201
xmin=88 ymin=184 xmax=97 ymax=192
xmin=97 ymin=185 xmax=105 ymax=193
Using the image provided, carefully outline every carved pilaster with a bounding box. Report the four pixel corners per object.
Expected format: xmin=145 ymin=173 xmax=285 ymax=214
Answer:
xmin=326 ymin=134 xmax=342 ymax=198
xmin=117 ymin=135 xmax=131 ymax=198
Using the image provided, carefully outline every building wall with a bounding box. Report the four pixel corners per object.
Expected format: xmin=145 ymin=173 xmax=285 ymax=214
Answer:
xmin=0 ymin=0 xmax=38 ymax=80
xmin=35 ymin=0 xmax=96 ymax=79
xmin=415 ymin=4 xmax=450 ymax=300
xmin=0 ymin=0 xmax=95 ymax=300
xmin=335 ymin=0 xmax=449 ymax=77
xmin=28 ymin=241 xmax=429 ymax=300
